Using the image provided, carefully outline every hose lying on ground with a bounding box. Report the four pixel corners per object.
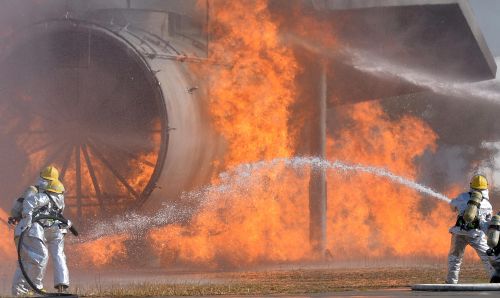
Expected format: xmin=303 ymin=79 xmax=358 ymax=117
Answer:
xmin=17 ymin=215 xmax=78 ymax=296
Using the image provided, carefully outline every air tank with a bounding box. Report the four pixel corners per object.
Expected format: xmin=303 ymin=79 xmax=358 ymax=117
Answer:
xmin=488 ymin=215 xmax=500 ymax=249
xmin=462 ymin=191 xmax=482 ymax=224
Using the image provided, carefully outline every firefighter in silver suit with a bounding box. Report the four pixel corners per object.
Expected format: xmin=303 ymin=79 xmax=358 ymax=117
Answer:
xmin=44 ymin=179 xmax=70 ymax=293
xmin=12 ymin=179 xmax=70 ymax=295
xmin=446 ymin=174 xmax=494 ymax=284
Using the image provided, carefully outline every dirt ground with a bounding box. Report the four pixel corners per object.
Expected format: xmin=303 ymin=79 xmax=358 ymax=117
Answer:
xmin=66 ymin=263 xmax=489 ymax=297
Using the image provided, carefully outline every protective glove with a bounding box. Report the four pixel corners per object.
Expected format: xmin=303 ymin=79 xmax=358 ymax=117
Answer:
xmin=487 ymin=248 xmax=496 ymax=256
xmin=59 ymin=219 xmax=72 ymax=229
xmin=8 ymin=217 xmax=19 ymax=225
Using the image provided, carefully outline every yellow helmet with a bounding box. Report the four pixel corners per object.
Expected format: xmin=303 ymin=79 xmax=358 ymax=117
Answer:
xmin=46 ymin=179 xmax=65 ymax=194
xmin=40 ymin=166 xmax=59 ymax=181
xmin=470 ymin=174 xmax=488 ymax=190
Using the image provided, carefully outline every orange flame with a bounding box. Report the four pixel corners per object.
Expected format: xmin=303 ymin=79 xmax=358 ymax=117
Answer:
xmin=0 ymin=208 xmax=16 ymax=262
xmin=148 ymin=100 xmax=453 ymax=267
xmin=149 ymin=167 xmax=311 ymax=268
xmin=3 ymin=0 xmax=463 ymax=270
xmin=70 ymin=235 xmax=128 ymax=268
xmin=197 ymin=0 xmax=298 ymax=167
xmin=326 ymin=101 xmax=454 ymax=259
xmin=148 ymin=0 xmax=306 ymax=268
xmin=146 ymin=1 xmax=455 ymax=268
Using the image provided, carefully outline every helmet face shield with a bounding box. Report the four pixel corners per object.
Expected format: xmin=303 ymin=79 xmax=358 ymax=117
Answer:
xmin=36 ymin=177 xmax=49 ymax=191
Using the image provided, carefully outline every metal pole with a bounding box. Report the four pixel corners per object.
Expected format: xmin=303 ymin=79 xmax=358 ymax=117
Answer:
xmin=309 ymin=62 xmax=327 ymax=257
xmin=206 ymin=0 xmax=210 ymax=58
xmin=75 ymin=145 xmax=82 ymax=224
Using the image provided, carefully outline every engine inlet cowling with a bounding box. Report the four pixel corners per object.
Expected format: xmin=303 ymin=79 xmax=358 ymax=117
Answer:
xmin=0 ymin=19 xmax=217 ymax=223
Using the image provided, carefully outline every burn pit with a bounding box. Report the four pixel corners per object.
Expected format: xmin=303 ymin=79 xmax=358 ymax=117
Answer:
xmin=0 ymin=20 xmax=168 ymax=224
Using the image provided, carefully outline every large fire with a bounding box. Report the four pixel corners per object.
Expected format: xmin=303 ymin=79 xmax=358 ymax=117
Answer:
xmin=199 ymin=0 xmax=298 ymax=167
xmin=146 ymin=0 xmax=455 ymax=268
xmin=147 ymin=100 xmax=454 ymax=267
xmin=71 ymin=235 xmax=128 ymax=268
xmin=0 ymin=0 xmax=474 ymax=271
xmin=326 ymin=102 xmax=454 ymax=259
xmin=148 ymin=0 xmax=302 ymax=268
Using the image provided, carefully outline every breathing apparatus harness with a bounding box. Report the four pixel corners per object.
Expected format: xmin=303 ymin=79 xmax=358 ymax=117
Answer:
xmin=17 ymin=193 xmax=78 ymax=297
xmin=37 ymin=192 xmax=66 ymax=228
xmin=455 ymin=215 xmax=480 ymax=231
xmin=455 ymin=191 xmax=482 ymax=231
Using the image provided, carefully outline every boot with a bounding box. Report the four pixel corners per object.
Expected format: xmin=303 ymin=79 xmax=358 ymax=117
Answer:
xmin=490 ymin=274 xmax=500 ymax=283
xmin=56 ymin=284 xmax=68 ymax=293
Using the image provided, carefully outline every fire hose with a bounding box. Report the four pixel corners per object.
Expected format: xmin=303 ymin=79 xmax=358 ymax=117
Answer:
xmin=17 ymin=214 xmax=78 ymax=297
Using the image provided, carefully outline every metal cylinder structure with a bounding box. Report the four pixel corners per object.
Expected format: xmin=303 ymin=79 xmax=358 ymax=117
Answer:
xmin=309 ymin=62 xmax=327 ymax=256
xmin=0 ymin=16 xmax=218 ymax=223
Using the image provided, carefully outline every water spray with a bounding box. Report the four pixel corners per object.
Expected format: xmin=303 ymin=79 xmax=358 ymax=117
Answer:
xmin=287 ymin=157 xmax=451 ymax=203
xmin=347 ymin=48 xmax=500 ymax=102
xmin=83 ymin=157 xmax=450 ymax=240
xmin=286 ymin=33 xmax=500 ymax=103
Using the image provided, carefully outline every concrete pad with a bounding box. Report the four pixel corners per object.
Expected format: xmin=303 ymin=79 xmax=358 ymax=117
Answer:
xmin=412 ymin=283 xmax=500 ymax=291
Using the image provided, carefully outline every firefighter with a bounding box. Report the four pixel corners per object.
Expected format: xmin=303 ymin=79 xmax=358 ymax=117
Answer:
xmin=11 ymin=179 xmax=70 ymax=295
xmin=44 ymin=179 xmax=70 ymax=293
xmin=446 ymin=174 xmax=494 ymax=284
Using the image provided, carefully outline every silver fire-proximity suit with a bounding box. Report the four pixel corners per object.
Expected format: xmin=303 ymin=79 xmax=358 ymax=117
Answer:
xmin=11 ymin=190 xmax=69 ymax=295
xmin=9 ymin=177 xmax=49 ymax=226
xmin=446 ymin=189 xmax=494 ymax=284
xmin=9 ymin=177 xmax=49 ymax=295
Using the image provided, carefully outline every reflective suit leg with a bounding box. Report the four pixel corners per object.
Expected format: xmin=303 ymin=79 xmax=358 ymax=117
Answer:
xmin=447 ymin=234 xmax=467 ymax=284
xmin=490 ymin=254 xmax=500 ymax=283
xmin=11 ymin=267 xmax=29 ymax=296
xmin=11 ymin=236 xmax=31 ymax=295
xmin=468 ymin=233 xmax=495 ymax=277
xmin=46 ymin=227 xmax=69 ymax=288
xmin=11 ymin=235 xmax=48 ymax=296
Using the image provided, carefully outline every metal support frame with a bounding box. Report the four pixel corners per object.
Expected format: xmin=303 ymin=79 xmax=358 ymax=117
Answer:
xmin=309 ymin=62 xmax=328 ymax=256
xmin=75 ymin=145 xmax=83 ymax=223
xmin=81 ymin=144 xmax=106 ymax=213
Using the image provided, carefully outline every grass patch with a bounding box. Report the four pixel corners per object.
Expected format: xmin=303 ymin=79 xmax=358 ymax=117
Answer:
xmin=72 ymin=263 xmax=490 ymax=297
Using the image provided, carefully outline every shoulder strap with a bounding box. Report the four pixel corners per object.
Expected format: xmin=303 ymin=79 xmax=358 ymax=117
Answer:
xmin=44 ymin=192 xmax=62 ymax=214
